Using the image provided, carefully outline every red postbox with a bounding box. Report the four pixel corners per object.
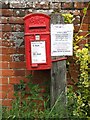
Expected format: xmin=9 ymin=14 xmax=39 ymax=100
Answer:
xmin=24 ymin=13 xmax=51 ymax=70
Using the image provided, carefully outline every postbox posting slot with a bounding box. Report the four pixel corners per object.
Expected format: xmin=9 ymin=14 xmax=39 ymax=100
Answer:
xmin=29 ymin=25 xmax=46 ymax=29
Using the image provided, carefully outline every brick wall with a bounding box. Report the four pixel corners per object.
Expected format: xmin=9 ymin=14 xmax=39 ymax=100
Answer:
xmin=0 ymin=1 xmax=89 ymax=107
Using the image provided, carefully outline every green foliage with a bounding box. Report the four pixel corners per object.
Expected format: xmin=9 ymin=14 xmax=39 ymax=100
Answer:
xmin=2 ymin=79 xmax=49 ymax=119
xmin=2 ymin=79 xmax=67 ymax=119
xmin=74 ymin=45 xmax=90 ymax=118
xmin=62 ymin=13 xmax=73 ymax=23
xmin=62 ymin=4 xmax=90 ymax=119
xmin=83 ymin=7 xmax=87 ymax=15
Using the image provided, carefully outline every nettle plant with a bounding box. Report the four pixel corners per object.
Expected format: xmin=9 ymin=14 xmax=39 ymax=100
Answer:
xmin=62 ymin=3 xmax=90 ymax=118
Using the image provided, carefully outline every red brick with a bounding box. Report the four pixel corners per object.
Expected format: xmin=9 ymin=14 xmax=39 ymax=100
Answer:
xmin=1 ymin=70 xmax=14 ymax=76
xmin=78 ymin=39 xmax=88 ymax=45
xmin=79 ymin=31 xmax=88 ymax=36
xmin=23 ymin=77 xmax=30 ymax=83
xmin=1 ymin=40 xmax=15 ymax=47
xmin=1 ymin=55 xmax=11 ymax=61
xmin=1 ymin=70 xmax=25 ymax=76
xmin=9 ymin=17 xmax=24 ymax=24
xmin=9 ymin=77 xmax=25 ymax=84
xmin=0 ymin=84 xmax=14 ymax=91
xmin=12 ymin=24 xmax=24 ymax=32
xmin=9 ymin=62 xmax=25 ymax=69
xmin=62 ymin=2 xmax=73 ymax=9
xmin=31 ymin=70 xmax=50 ymax=84
xmin=25 ymin=70 xmax=32 ymax=76
xmin=0 ymin=91 xmax=7 ymax=99
xmin=14 ymin=70 xmax=25 ymax=76
xmin=33 ymin=78 xmax=48 ymax=85
xmin=2 ymin=48 xmax=25 ymax=54
xmin=82 ymin=17 xmax=90 ymax=24
xmin=74 ymin=24 xmax=88 ymax=32
xmin=2 ymin=48 xmax=16 ymax=54
xmin=0 ymin=31 xmax=2 ymax=39
xmin=67 ymin=78 xmax=76 ymax=85
xmin=0 ymin=40 xmax=2 ymax=46
xmin=0 ymin=62 xmax=8 ymax=69
xmin=16 ymin=48 xmax=25 ymax=54
xmin=80 ymin=24 xmax=88 ymax=31
xmin=80 ymin=10 xmax=90 ymax=16
xmin=2 ymin=9 xmax=13 ymax=17
xmin=0 ymin=100 xmax=2 ymax=105
xmin=2 ymin=24 xmax=12 ymax=32
xmin=74 ymin=25 xmax=80 ymax=32
xmin=20 ymin=55 xmax=25 ymax=61
xmin=0 ymin=17 xmax=8 ymax=24
xmin=87 ymin=10 xmax=90 ymax=16
xmin=7 ymin=91 xmax=15 ymax=99
xmin=67 ymin=72 xmax=78 ymax=84
xmin=0 ymin=24 xmax=2 ymax=31
xmin=74 ymin=2 xmax=87 ymax=9
xmin=69 ymin=70 xmax=78 ymax=79
xmin=2 ymin=99 xmax=12 ymax=106
xmin=0 ymin=77 xmax=8 ymax=84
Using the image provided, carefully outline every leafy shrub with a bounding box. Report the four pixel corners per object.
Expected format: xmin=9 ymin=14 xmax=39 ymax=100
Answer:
xmin=62 ymin=3 xmax=90 ymax=119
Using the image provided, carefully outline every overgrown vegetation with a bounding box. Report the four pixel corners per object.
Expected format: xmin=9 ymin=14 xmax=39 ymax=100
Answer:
xmin=62 ymin=2 xmax=90 ymax=119
xmin=2 ymin=76 xmax=66 ymax=119
xmin=2 ymin=2 xmax=90 ymax=119
xmin=2 ymin=75 xmax=48 ymax=119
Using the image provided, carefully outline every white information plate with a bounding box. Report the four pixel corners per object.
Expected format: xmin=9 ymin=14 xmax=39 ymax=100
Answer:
xmin=31 ymin=41 xmax=46 ymax=64
xmin=51 ymin=24 xmax=73 ymax=56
